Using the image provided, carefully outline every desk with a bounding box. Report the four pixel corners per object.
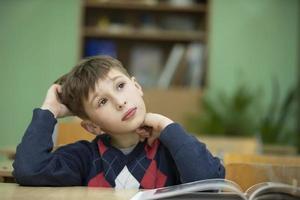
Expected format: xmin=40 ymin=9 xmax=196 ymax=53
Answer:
xmin=0 ymin=183 xmax=138 ymax=200
xmin=0 ymin=147 xmax=16 ymax=160
xmin=226 ymin=163 xmax=300 ymax=192
xmin=0 ymin=160 xmax=14 ymax=182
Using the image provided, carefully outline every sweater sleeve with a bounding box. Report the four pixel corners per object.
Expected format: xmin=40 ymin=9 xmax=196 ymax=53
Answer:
xmin=159 ymin=123 xmax=225 ymax=183
xmin=13 ymin=108 xmax=93 ymax=186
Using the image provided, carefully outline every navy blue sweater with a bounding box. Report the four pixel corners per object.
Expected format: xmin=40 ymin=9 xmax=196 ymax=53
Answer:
xmin=13 ymin=109 xmax=225 ymax=188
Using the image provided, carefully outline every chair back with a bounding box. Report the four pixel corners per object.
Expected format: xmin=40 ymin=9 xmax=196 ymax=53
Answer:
xmin=56 ymin=121 xmax=95 ymax=146
xmin=224 ymin=153 xmax=300 ymax=191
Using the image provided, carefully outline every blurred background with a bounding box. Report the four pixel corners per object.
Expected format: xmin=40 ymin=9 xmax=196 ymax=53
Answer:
xmin=0 ymin=0 xmax=299 ymax=160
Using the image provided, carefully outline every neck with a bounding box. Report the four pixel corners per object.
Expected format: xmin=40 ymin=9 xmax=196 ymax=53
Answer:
xmin=110 ymin=132 xmax=139 ymax=149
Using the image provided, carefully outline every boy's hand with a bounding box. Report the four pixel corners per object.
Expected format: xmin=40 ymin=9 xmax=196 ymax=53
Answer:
xmin=41 ymin=84 xmax=72 ymax=118
xmin=135 ymin=113 xmax=173 ymax=146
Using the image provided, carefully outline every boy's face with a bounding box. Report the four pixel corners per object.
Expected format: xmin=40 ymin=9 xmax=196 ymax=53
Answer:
xmin=82 ymin=68 xmax=146 ymax=135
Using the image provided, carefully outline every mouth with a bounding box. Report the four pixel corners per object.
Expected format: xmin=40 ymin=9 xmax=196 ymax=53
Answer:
xmin=122 ymin=107 xmax=137 ymax=121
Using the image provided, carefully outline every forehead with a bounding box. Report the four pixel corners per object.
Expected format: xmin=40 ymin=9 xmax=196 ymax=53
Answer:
xmin=104 ymin=68 xmax=127 ymax=80
xmin=86 ymin=69 xmax=128 ymax=99
xmin=96 ymin=68 xmax=127 ymax=86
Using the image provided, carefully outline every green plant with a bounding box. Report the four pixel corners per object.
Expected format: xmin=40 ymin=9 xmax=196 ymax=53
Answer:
xmin=186 ymin=86 xmax=260 ymax=137
xmin=258 ymin=81 xmax=298 ymax=145
xmin=186 ymin=80 xmax=299 ymax=149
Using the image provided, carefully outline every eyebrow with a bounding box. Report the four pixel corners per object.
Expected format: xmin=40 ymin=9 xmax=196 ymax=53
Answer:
xmin=89 ymin=75 xmax=124 ymax=105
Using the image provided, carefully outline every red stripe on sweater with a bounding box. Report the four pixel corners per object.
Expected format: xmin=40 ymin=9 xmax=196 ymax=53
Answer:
xmin=97 ymin=139 xmax=108 ymax=156
xmin=88 ymin=172 xmax=111 ymax=187
xmin=144 ymin=139 xmax=159 ymax=159
xmin=140 ymin=160 xmax=167 ymax=189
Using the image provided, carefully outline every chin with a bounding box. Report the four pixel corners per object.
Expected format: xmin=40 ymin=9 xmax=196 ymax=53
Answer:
xmin=127 ymin=112 xmax=146 ymax=131
xmin=119 ymin=105 xmax=146 ymax=133
xmin=131 ymin=115 xmax=145 ymax=129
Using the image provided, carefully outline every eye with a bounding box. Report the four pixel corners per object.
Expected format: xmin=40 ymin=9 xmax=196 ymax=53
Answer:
xmin=97 ymin=98 xmax=107 ymax=107
xmin=117 ymin=82 xmax=125 ymax=90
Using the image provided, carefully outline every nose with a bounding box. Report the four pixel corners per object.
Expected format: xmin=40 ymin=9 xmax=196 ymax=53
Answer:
xmin=115 ymin=98 xmax=127 ymax=110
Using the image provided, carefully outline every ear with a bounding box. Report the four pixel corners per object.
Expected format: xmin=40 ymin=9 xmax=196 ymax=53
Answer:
xmin=131 ymin=76 xmax=143 ymax=96
xmin=81 ymin=120 xmax=103 ymax=136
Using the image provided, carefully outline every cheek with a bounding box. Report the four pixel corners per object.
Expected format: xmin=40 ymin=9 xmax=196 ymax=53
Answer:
xmin=130 ymin=92 xmax=145 ymax=109
xmin=94 ymin=114 xmax=116 ymax=133
xmin=129 ymin=87 xmax=144 ymax=102
xmin=139 ymin=98 xmax=146 ymax=112
xmin=137 ymin=98 xmax=146 ymax=119
xmin=90 ymin=109 xmax=110 ymax=125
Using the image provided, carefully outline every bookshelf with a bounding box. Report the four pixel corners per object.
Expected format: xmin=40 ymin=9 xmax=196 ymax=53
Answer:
xmin=84 ymin=1 xmax=207 ymax=12
xmin=84 ymin=27 xmax=204 ymax=42
xmin=80 ymin=0 xmax=209 ymax=124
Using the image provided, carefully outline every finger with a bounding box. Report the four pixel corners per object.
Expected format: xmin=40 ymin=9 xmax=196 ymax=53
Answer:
xmin=147 ymin=137 xmax=156 ymax=146
xmin=135 ymin=130 xmax=143 ymax=136
xmin=139 ymin=136 xmax=145 ymax=142
xmin=56 ymin=85 xmax=62 ymax=93
xmin=51 ymin=84 xmax=60 ymax=91
xmin=136 ymin=127 xmax=147 ymax=133
xmin=139 ymin=132 xmax=150 ymax=138
xmin=136 ymin=133 xmax=149 ymax=141
xmin=135 ymin=128 xmax=149 ymax=136
xmin=48 ymin=85 xmax=60 ymax=98
xmin=135 ymin=128 xmax=143 ymax=133
xmin=142 ymin=126 xmax=153 ymax=133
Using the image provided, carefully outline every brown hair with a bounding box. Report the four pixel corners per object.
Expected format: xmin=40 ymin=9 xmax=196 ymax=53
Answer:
xmin=56 ymin=55 xmax=129 ymax=119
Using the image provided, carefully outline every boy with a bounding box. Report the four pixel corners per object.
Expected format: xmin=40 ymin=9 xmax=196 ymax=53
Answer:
xmin=13 ymin=56 xmax=225 ymax=188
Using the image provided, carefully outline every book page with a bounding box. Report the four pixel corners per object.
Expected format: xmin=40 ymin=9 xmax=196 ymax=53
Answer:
xmin=154 ymin=192 xmax=245 ymax=200
xmin=131 ymin=179 xmax=247 ymax=200
xmin=247 ymin=182 xmax=300 ymax=200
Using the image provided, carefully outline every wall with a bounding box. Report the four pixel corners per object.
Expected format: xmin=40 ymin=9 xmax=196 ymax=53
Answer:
xmin=209 ymin=0 xmax=299 ymax=107
xmin=208 ymin=0 xmax=299 ymax=146
xmin=0 ymin=1 xmax=81 ymax=154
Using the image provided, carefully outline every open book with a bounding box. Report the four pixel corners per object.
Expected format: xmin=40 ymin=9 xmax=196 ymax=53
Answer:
xmin=130 ymin=179 xmax=300 ymax=200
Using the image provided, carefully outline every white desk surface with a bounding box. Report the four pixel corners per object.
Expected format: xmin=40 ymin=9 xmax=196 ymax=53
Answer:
xmin=0 ymin=183 xmax=138 ymax=200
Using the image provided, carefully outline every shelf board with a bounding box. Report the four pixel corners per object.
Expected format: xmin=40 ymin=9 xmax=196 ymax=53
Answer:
xmin=84 ymin=27 xmax=205 ymax=42
xmin=85 ymin=1 xmax=207 ymax=13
